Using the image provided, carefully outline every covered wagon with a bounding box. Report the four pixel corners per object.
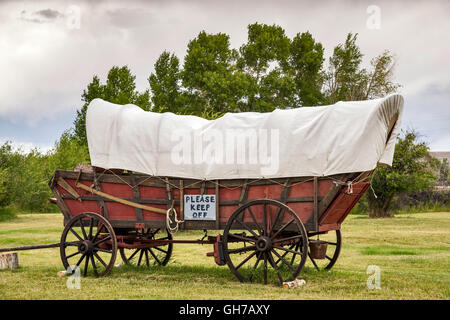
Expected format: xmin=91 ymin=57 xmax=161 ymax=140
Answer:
xmin=47 ymin=94 xmax=403 ymax=284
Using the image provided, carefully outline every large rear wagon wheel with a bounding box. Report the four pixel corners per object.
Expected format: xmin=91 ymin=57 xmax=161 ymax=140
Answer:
xmin=223 ymin=199 xmax=308 ymax=285
xmin=60 ymin=212 xmax=117 ymax=277
xmin=119 ymin=228 xmax=173 ymax=267
xmin=307 ymin=229 xmax=341 ymax=271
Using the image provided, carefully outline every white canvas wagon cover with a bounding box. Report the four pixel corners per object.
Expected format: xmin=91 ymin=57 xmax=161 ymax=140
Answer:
xmin=86 ymin=94 xmax=404 ymax=180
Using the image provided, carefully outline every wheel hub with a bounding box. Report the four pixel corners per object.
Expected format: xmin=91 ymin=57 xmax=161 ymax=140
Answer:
xmin=256 ymin=236 xmax=272 ymax=252
xmin=79 ymin=240 xmax=94 ymax=254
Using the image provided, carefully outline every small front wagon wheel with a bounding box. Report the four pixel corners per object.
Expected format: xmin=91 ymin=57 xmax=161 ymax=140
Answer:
xmin=223 ymin=199 xmax=308 ymax=285
xmin=60 ymin=212 xmax=117 ymax=277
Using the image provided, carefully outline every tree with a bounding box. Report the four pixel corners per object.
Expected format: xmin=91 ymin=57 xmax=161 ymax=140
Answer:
xmin=289 ymin=31 xmax=325 ymax=106
xmin=238 ymin=23 xmax=293 ymax=111
xmin=73 ymin=66 xmax=151 ymax=146
xmin=323 ymin=33 xmax=400 ymax=104
xmin=73 ymin=76 xmax=103 ymax=146
xmin=367 ymin=130 xmax=439 ymax=217
xmin=149 ymin=51 xmax=185 ymax=113
xmin=323 ymin=33 xmax=366 ymax=103
xmin=0 ymin=131 xmax=91 ymax=212
xmin=73 ymin=26 xmax=402 ymax=139
xmin=439 ymin=158 xmax=449 ymax=186
xmin=182 ymin=31 xmax=251 ymax=114
xmin=363 ymin=50 xmax=401 ymax=100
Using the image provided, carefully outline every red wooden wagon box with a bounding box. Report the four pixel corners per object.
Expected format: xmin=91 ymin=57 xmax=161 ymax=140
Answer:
xmin=48 ymin=94 xmax=404 ymax=285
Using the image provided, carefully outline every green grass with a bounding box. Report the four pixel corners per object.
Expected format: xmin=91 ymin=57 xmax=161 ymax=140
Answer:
xmin=0 ymin=212 xmax=449 ymax=300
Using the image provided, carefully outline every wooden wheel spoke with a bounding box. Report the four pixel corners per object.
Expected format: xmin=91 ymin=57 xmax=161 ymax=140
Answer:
xmin=249 ymin=252 xmax=263 ymax=281
xmin=80 ymin=222 xmax=88 ymax=240
xmin=94 ymin=235 xmax=111 ymax=246
xmin=83 ymin=254 xmax=90 ymax=276
xmin=93 ymin=252 xmax=107 ymax=267
xmin=69 ymin=228 xmax=83 ymax=242
xmin=270 ymin=207 xmax=284 ymax=236
xmin=235 ymin=251 xmax=257 ymax=270
xmin=65 ymin=251 xmax=81 ymax=260
xmin=267 ymin=251 xmax=283 ymax=285
xmin=151 ymin=228 xmax=160 ymax=236
xmin=271 ymin=219 xmax=295 ymax=240
xmin=148 ymin=248 xmax=161 ymax=265
xmin=273 ymin=234 xmax=304 ymax=244
xmin=92 ymin=227 xmax=102 ymax=243
xmin=91 ymin=255 xmax=98 ymax=277
xmin=271 ymin=249 xmax=296 ymax=272
xmin=137 ymin=249 xmax=144 ymax=266
xmin=153 ymin=246 xmax=168 ymax=254
xmin=247 ymin=207 xmax=263 ymax=236
xmin=273 ymin=245 xmax=301 ymax=256
xmin=290 ymin=243 xmax=300 ymax=265
xmin=128 ymin=248 xmax=140 ymax=261
xmin=88 ymin=218 xmax=94 ymax=239
xmin=308 ymin=252 xmax=320 ymax=271
xmin=274 ymin=243 xmax=295 ymax=265
xmin=235 ymin=219 xmax=259 ymax=238
xmin=75 ymin=253 xmax=86 ymax=267
xmin=263 ymin=253 xmax=268 ymax=285
xmin=263 ymin=203 xmax=268 ymax=236
xmin=325 ymin=255 xmax=332 ymax=261
xmin=144 ymin=249 xmax=150 ymax=267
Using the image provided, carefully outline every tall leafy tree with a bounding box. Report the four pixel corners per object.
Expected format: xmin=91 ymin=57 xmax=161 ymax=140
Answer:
xmin=73 ymin=76 xmax=103 ymax=145
xmin=238 ymin=23 xmax=293 ymax=111
xmin=324 ymin=33 xmax=400 ymax=104
xmin=182 ymin=31 xmax=248 ymax=114
xmin=363 ymin=50 xmax=401 ymax=99
xmin=73 ymin=66 xmax=151 ymax=146
xmin=439 ymin=158 xmax=449 ymax=186
xmin=149 ymin=51 xmax=185 ymax=113
xmin=323 ymin=33 xmax=366 ymax=103
xmin=289 ymin=31 xmax=325 ymax=106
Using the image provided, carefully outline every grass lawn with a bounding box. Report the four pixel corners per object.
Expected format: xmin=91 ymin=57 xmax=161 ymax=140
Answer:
xmin=0 ymin=212 xmax=449 ymax=300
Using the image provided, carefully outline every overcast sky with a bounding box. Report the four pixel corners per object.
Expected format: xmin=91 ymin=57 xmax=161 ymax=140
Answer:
xmin=0 ymin=0 xmax=449 ymax=152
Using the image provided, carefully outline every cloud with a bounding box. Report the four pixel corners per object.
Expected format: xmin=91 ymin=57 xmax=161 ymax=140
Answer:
xmin=35 ymin=8 xmax=63 ymax=19
xmin=0 ymin=138 xmax=53 ymax=155
xmin=106 ymin=7 xmax=157 ymax=29
xmin=19 ymin=8 xmax=64 ymax=24
xmin=0 ymin=0 xmax=449 ymax=150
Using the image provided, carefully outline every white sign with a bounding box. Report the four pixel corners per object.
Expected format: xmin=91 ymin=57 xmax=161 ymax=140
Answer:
xmin=184 ymin=195 xmax=216 ymax=220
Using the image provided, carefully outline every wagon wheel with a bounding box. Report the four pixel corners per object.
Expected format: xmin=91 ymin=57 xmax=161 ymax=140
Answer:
xmin=223 ymin=199 xmax=308 ymax=285
xmin=60 ymin=212 xmax=117 ymax=277
xmin=307 ymin=229 xmax=341 ymax=271
xmin=119 ymin=228 xmax=173 ymax=267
